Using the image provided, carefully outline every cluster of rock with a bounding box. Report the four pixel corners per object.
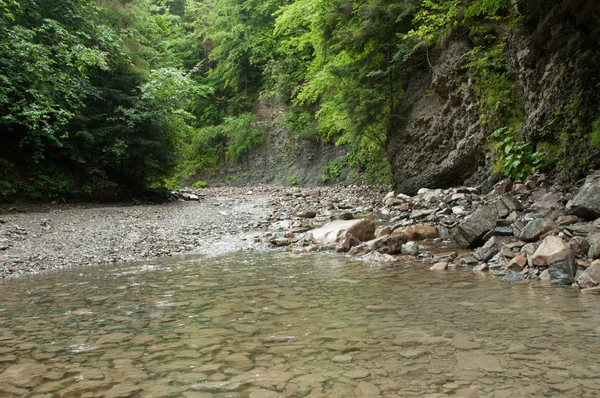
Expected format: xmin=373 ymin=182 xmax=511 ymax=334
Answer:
xmin=257 ymin=172 xmax=600 ymax=291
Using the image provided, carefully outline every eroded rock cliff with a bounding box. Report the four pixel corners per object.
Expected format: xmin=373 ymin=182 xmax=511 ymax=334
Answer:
xmin=387 ymin=0 xmax=600 ymax=195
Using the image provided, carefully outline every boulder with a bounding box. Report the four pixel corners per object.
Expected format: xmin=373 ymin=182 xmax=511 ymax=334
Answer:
xmin=453 ymin=200 xmax=508 ymax=248
xmin=297 ymin=210 xmax=317 ymax=219
xmin=383 ymin=192 xmax=395 ymax=203
xmin=401 ymin=241 xmax=419 ymax=256
xmin=348 ymin=232 xmax=408 ymax=256
xmin=505 ymin=255 xmax=527 ymax=271
xmin=430 ymin=262 xmax=448 ymax=270
xmin=385 ymin=197 xmax=405 ymax=207
xmin=359 ymin=251 xmax=397 ymax=264
xmin=335 ymin=233 xmax=360 ymax=253
xmin=460 ymin=256 xmax=479 ymax=266
xmin=501 ymin=195 xmax=524 ymax=212
xmin=531 ymin=191 xmax=564 ymax=211
xmin=518 ymin=218 xmax=558 ymax=242
xmin=568 ymin=236 xmax=590 ymax=257
xmin=548 ymin=249 xmax=576 ymax=285
xmin=473 ymin=236 xmax=508 ymax=261
xmin=394 ymin=224 xmax=438 ymax=241
xmin=577 ymin=262 xmax=600 ymax=289
xmin=307 ymin=219 xmax=375 ymax=245
xmin=377 ymin=226 xmax=392 ymax=237
xmin=493 ymin=179 xmax=513 ymax=196
xmin=531 ymin=236 xmax=569 ymax=267
xmin=569 ymin=172 xmax=600 ymax=219
xmin=531 ymin=236 xmax=575 ymax=285
xmin=473 ymin=263 xmax=489 ymax=272
xmin=378 ymin=233 xmax=410 ymax=254
xmin=588 ymin=232 xmax=600 ymax=259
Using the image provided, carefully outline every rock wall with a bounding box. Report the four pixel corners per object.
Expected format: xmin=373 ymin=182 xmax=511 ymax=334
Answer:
xmin=387 ymin=0 xmax=600 ymax=195
xmin=197 ymin=104 xmax=350 ymax=187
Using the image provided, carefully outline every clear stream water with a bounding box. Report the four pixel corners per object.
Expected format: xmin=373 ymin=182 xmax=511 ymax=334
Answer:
xmin=1 ymin=251 xmax=600 ymax=397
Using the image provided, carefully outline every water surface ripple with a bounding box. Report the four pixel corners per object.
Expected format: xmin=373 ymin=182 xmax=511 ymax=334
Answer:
xmin=1 ymin=252 xmax=600 ymax=397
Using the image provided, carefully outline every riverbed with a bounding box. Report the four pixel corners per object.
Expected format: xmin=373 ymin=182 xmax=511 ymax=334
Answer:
xmin=1 ymin=251 xmax=599 ymax=397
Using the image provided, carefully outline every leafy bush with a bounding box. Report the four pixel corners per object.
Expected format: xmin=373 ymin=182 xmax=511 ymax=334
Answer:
xmin=192 ymin=180 xmax=208 ymax=188
xmin=321 ymin=161 xmax=342 ymax=183
xmin=287 ymin=175 xmax=298 ymax=185
xmin=490 ymin=127 xmax=542 ymax=180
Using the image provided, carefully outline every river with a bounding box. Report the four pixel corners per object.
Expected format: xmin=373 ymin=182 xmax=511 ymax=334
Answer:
xmin=1 ymin=251 xmax=599 ymax=397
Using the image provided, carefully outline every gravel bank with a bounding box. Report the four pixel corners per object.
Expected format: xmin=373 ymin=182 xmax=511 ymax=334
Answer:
xmin=0 ymin=189 xmax=271 ymax=278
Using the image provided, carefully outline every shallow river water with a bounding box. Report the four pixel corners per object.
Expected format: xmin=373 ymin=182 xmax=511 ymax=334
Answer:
xmin=1 ymin=251 xmax=600 ymax=397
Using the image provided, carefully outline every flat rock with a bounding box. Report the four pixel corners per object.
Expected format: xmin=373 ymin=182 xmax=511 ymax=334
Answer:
xmin=456 ymin=352 xmax=503 ymax=372
xmin=430 ymin=262 xmax=448 ymax=271
xmin=104 ymin=383 xmax=142 ymax=398
xmin=357 ymin=381 xmax=381 ymax=396
xmin=0 ymin=363 xmax=47 ymax=388
xmin=452 ymin=334 xmax=481 ymax=350
xmin=224 ymin=353 xmax=254 ymax=371
xmin=399 ymin=348 xmax=430 ymax=359
xmin=96 ymin=333 xmax=131 ymax=345
xmin=343 ymin=369 xmax=370 ymax=379
xmin=332 ymin=354 xmax=353 ymax=363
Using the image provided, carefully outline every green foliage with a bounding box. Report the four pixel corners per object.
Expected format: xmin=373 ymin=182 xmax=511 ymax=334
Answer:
xmin=590 ymin=117 xmax=600 ymax=148
xmin=223 ymin=114 xmax=265 ymax=162
xmin=0 ymin=0 xmax=212 ymax=200
xmin=287 ymin=175 xmax=298 ymax=186
xmin=464 ymin=44 xmax=522 ymax=125
xmin=321 ymin=161 xmax=342 ymax=183
xmin=279 ymin=110 xmax=316 ymax=140
xmin=191 ymin=180 xmax=208 ymax=188
xmin=490 ymin=127 xmax=543 ymax=180
xmin=181 ymin=113 xmax=264 ymax=176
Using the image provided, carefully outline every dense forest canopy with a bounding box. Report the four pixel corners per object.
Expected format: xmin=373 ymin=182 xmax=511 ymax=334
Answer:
xmin=1 ymin=0 xmax=598 ymax=200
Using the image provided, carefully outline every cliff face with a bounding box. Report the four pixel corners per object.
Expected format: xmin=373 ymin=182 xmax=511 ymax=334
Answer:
xmin=199 ymin=103 xmax=350 ymax=187
xmin=387 ymin=0 xmax=600 ymax=195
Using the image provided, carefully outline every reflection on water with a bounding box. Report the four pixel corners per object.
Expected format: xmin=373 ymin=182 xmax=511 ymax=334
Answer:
xmin=1 ymin=251 xmax=600 ymax=397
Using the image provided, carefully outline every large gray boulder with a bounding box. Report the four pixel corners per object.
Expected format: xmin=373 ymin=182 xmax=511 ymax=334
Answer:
xmin=569 ymin=172 xmax=600 ymax=219
xmin=453 ymin=200 xmax=509 ymax=248
xmin=518 ymin=218 xmax=557 ymax=242
xmin=307 ymin=219 xmax=375 ymax=245
xmin=548 ymin=250 xmax=576 ymax=285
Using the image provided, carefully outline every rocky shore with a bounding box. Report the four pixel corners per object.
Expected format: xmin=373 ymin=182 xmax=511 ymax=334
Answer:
xmin=254 ymin=172 xmax=600 ymax=292
xmin=2 ymin=172 xmax=599 ymax=292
